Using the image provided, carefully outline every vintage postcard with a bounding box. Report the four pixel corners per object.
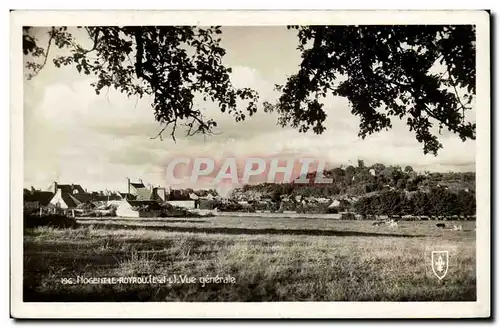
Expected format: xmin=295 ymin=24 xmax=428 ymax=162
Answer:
xmin=10 ymin=10 xmax=490 ymax=318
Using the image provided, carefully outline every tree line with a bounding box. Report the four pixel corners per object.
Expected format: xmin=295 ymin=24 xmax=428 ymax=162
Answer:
xmin=236 ymin=162 xmax=475 ymax=199
xmin=24 ymin=25 xmax=476 ymax=155
xmin=353 ymin=187 xmax=476 ymax=218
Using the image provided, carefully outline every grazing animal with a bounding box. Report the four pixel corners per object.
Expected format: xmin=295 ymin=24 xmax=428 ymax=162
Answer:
xmin=436 ymin=223 xmax=446 ymax=228
xmin=453 ymin=224 xmax=463 ymax=231
xmin=372 ymin=221 xmax=384 ymax=226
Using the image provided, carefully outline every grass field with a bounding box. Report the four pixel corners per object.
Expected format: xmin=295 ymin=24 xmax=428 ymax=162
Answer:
xmin=23 ymin=216 xmax=476 ymax=301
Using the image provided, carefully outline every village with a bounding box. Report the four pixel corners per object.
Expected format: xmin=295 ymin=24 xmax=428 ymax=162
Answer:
xmin=23 ymin=177 xmax=356 ymax=219
xmin=16 ymin=21 xmax=484 ymax=307
xmin=23 ymin=168 xmax=476 ymax=222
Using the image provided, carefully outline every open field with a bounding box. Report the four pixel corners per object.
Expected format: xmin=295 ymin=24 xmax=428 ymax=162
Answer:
xmin=24 ymin=216 xmax=476 ymax=301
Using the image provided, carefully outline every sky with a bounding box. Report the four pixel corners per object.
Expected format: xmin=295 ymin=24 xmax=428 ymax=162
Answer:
xmin=23 ymin=26 xmax=476 ymax=195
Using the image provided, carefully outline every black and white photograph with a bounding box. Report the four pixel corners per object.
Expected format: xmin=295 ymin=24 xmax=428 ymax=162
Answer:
xmin=10 ymin=10 xmax=491 ymax=318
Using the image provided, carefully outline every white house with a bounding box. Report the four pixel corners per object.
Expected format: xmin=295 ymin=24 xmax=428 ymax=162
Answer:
xmin=49 ymin=188 xmax=83 ymax=209
xmin=110 ymin=200 xmax=162 ymax=218
xmin=167 ymin=200 xmax=197 ymax=210
xmin=328 ymin=199 xmax=341 ymax=208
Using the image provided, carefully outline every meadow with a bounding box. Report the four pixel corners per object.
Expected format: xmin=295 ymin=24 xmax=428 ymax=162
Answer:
xmin=23 ymin=216 xmax=476 ymax=301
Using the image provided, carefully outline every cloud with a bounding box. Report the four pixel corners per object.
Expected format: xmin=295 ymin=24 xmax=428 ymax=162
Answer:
xmin=23 ymin=29 xmax=476 ymax=192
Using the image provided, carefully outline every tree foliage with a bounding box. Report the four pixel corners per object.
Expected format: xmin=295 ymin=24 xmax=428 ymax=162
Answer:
xmin=24 ymin=25 xmax=476 ymax=153
xmin=354 ymin=187 xmax=475 ymax=218
xmin=268 ymin=25 xmax=476 ymax=155
xmin=232 ymin=162 xmax=475 ymax=200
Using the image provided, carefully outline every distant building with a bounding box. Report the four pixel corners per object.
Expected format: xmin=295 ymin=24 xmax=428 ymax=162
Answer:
xmin=152 ymin=187 xmax=168 ymax=202
xmin=47 ymin=182 xmax=94 ymax=209
xmin=166 ymin=190 xmax=197 ymax=209
xmin=167 ymin=200 xmax=197 ymax=210
xmin=328 ymin=199 xmax=341 ymax=208
xmin=48 ymin=182 xmax=86 ymax=195
xmin=50 ymin=187 xmax=93 ymax=209
xmin=110 ymin=199 xmax=162 ymax=218
xmin=127 ymin=179 xmax=152 ymax=201
xmin=23 ymin=187 xmax=54 ymax=209
xmin=119 ymin=192 xmax=136 ymax=200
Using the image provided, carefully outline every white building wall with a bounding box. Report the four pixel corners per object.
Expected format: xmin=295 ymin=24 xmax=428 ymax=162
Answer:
xmin=49 ymin=189 xmax=67 ymax=209
xmin=109 ymin=200 xmax=139 ymax=218
xmin=110 ymin=200 xmax=162 ymax=218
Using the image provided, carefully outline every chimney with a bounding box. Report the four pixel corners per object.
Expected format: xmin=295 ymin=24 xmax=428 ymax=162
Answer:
xmin=139 ymin=178 xmax=143 ymax=185
xmin=30 ymin=186 xmax=35 ymax=193
xmin=127 ymin=177 xmax=130 ymax=197
xmin=53 ymin=181 xmax=58 ymax=194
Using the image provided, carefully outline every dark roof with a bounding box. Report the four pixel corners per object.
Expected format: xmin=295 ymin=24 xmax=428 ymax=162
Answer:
xmin=71 ymin=193 xmax=94 ymax=203
xmin=57 ymin=184 xmax=86 ymax=194
xmin=130 ymin=182 xmax=146 ymax=189
xmin=119 ymin=193 xmax=137 ymax=200
xmin=23 ymin=191 xmax=54 ymax=206
xmin=151 ymin=188 xmax=167 ymax=202
xmin=168 ymin=189 xmax=191 ymax=201
xmin=61 ymin=193 xmax=78 ymax=208
xmin=92 ymin=194 xmax=122 ymax=202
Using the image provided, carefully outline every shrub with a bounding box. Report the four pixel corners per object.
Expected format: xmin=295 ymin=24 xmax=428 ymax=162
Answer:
xmin=24 ymin=213 xmax=78 ymax=229
xmin=340 ymin=212 xmax=356 ymax=220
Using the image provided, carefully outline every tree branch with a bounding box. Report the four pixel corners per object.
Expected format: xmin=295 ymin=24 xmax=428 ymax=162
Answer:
xmin=133 ymin=30 xmax=153 ymax=85
xmin=151 ymin=120 xmax=177 ymax=142
xmin=82 ymin=27 xmax=100 ymax=54
xmin=422 ymin=104 xmax=462 ymax=136
xmin=438 ymin=31 xmax=472 ymax=122
xmin=26 ymin=30 xmax=54 ymax=79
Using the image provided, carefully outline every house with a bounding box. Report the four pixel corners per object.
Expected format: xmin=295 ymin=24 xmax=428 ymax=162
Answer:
xmin=119 ymin=192 xmax=136 ymax=200
xmin=165 ymin=188 xmax=198 ymax=209
xmin=165 ymin=189 xmax=197 ymax=209
xmin=328 ymin=199 xmax=341 ymax=208
xmin=131 ymin=181 xmax=152 ymax=201
xmin=198 ymin=198 xmax=216 ymax=210
xmin=151 ymin=187 xmax=167 ymax=202
xmin=110 ymin=199 xmax=162 ymax=218
xmin=49 ymin=182 xmax=86 ymax=195
xmin=91 ymin=190 xmax=122 ymax=202
xmin=167 ymin=200 xmax=197 ymax=209
xmin=315 ymin=197 xmax=331 ymax=204
xmin=44 ymin=182 xmax=94 ymax=209
xmin=328 ymin=199 xmax=352 ymax=213
xmin=49 ymin=187 xmax=93 ymax=209
xmin=126 ymin=178 xmax=153 ymax=201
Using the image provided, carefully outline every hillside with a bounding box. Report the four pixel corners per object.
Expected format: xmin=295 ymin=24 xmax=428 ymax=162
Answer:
xmin=231 ymin=162 xmax=475 ymax=200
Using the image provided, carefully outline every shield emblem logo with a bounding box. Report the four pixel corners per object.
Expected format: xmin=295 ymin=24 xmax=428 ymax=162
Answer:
xmin=431 ymin=251 xmax=449 ymax=280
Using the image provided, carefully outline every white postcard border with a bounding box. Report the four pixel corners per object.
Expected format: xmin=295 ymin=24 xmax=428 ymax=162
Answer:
xmin=10 ymin=10 xmax=490 ymax=319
